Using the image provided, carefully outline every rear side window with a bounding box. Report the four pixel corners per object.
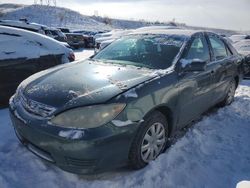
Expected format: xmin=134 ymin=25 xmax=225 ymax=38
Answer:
xmin=185 ymin=35 xmax=210 ymax=62
xmin=208 ymin=35 xmax=228 ymax=60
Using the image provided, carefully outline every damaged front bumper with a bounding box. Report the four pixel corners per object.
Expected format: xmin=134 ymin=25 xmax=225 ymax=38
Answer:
xmin=9 ymin=99 xmax=140 ymax=174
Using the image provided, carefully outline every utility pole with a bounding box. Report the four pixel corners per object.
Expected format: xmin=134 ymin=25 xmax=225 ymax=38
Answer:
xmin=34 ymin=0 xmax=56 ymax=6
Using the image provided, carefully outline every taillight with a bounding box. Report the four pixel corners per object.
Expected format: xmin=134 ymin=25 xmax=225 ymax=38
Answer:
xmin=68 ymin=52 xmax=75 ymax=62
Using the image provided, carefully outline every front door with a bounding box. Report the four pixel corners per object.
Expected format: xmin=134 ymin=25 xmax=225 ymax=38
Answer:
xmin=176 ymin=33 xmax=213 ymax=127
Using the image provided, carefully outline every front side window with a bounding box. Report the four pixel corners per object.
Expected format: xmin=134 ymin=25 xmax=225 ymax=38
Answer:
xmin=93 ymin=34 xmax=187 ymax=69
xmin=185 ymin=35 xmax=210 ymax=62
xmin=208 ymin=35 xmax=228 ymax=60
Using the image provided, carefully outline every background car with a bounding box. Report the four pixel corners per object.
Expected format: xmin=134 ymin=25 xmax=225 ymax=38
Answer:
xmin=0 ymin=19 xmax=67 ymax=43
xmin=64 ymin=33 xmax=86 ymax=49
xmin=58 ymin=27 xmax=93 ymax=48
xmin=44 ymin=27 xmax=67 ymax=42
xmin=0 ymin=19 xmax=47 ymax=34
xmin=73 ymin=30 xmax=96 ymax=48
xmin=228 ymin=34 xmax=250 ymax=43
xmin=94 ymin=29 xmax=132 ymax=52
xmin=234 ymin=40 xmax=250 ymax=78
xmin=9 ymin=29 xmax=244 ymax=174
xmin=234 ymin=40 xmax=250 ymax=56
xmin=0 ymin=26 xmax=75 ymax=106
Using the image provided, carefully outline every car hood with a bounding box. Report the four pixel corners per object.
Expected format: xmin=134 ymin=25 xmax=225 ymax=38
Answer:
xmin=21 ymin=59 xmax=156 ymax=110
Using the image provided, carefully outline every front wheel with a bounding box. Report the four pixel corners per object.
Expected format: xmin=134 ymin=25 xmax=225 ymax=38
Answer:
xmin=219 ymin=79 xmax=236 ymax=107
xmin=129 ymin=111 xmax=168 ymax=169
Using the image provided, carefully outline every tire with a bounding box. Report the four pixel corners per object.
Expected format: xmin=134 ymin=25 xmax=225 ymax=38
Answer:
xmin=129 ymin=111 xmax=168 ymax=169
xmin=219 ymin=79 xmax=236 ymax=107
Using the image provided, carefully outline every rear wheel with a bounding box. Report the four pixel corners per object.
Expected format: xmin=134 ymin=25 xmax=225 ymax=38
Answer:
xmin=220 ymin=79 xmax=236 ymax=106
xmin=129 ymin=111 xmax=168 ymax=169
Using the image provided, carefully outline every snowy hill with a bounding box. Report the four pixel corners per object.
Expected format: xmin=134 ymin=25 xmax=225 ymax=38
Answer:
xmin=0 ymin=4 xmax=157 ymax=31
xmin=0 ymin=4 xmax=112 ymax=31
xmin=0 ymin=4 xmax=172 ymax=31
xmin=0 ymin=3 xmax=239 ymax=35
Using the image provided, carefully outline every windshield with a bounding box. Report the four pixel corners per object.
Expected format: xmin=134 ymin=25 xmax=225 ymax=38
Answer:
xmin=93 ymin=34 xmax=186 ymax=69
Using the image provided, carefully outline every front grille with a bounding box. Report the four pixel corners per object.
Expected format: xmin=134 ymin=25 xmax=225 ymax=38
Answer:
xmin=66 ymin=157 xmax=97 ymax=168
xmin=19 ymin=93 xmax=56 ymax=118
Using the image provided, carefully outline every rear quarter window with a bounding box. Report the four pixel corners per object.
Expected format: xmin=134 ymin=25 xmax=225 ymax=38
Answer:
xmin=208 ymin=35 xmax=228 ymax=60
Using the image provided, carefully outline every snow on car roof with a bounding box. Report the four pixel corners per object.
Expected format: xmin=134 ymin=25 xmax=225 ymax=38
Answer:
xmin=234 ymin=39 xmax=250 ymax=55
xmin=234 ymin=39 xmax=250 ymax=47
xmin=130 ymin=29 xmax=200 ymax=37
xmin=0 ymin=25 xmax=68 ymax=61
xmin=229 ymin=34 xmax=248 ymax=43
xmin=134 ymin=26 xmax=180 ymax=31
xmin=0 ymin=19 xmax=48 ymax=31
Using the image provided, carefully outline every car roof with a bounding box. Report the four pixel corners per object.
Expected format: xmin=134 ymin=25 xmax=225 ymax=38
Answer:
xmin=234 ymin=39 xmax=250 ymax=47
xmin=129 ymin=29 xmax=203 ymax=37
xmin=134 ymin=26 xmax=180 ymax=31
xmin=0 ymin=25 xmax=63 ymax=47
xmin=0 ymin=19 xmax=48 ymax=30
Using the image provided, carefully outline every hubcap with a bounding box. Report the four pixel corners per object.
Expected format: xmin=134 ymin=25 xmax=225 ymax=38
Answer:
xmin=140 ymin=122 xmax=166 ymax=163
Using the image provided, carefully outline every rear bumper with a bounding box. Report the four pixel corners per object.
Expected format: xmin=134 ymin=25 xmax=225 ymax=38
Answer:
xmin=9 ymin=105 xmax=139 ymax=174
xmin=67 ymin=41 xmax=85 ymax=48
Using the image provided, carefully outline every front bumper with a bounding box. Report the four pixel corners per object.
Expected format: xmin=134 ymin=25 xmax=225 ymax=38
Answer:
xmin=9 ymin=103 xmax=139 ymax=174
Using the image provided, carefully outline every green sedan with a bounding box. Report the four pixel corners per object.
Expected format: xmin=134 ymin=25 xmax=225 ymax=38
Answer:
xmin=9 ymin=29 xmax=244 ymax=174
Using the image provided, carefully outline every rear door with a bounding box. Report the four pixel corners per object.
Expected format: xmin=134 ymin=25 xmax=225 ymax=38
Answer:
xmin=177 ymin=33 xmax=213 ymax=127
xmin=206 ymin=33 xmax=236 ymax=104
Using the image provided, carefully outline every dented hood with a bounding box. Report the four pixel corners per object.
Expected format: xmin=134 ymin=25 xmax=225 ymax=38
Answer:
xmin=21 ymin=59 xmax=156 ymax=110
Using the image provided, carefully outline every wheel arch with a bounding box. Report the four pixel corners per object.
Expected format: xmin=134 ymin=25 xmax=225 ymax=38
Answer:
xmin=143 ymin=105 xmax=175 ymax=136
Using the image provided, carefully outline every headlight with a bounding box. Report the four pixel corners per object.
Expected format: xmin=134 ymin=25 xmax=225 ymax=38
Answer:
xmin=51 ymin=104 xmax=126 ymax=129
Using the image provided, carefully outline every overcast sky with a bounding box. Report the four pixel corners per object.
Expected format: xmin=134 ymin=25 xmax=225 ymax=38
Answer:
xmin=1 ymin=0 xmax=250 ymax=30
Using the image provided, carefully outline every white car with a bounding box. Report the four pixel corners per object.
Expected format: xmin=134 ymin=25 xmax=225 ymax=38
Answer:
xmin=234 ymin=40 xmax=250 ymax=56
xmin=229 ymin=34 xmax=250 ymax=43
xmin=95 ymin=30 xmax=133 ymax=52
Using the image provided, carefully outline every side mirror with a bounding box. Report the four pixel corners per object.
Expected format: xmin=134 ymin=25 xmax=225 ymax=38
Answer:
xmin=180 ymin=59 xmax=206 ymax=72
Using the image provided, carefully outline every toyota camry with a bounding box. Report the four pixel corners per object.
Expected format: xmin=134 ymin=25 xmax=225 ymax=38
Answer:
xmin=9 ymin=29 xmax=244 ymax=174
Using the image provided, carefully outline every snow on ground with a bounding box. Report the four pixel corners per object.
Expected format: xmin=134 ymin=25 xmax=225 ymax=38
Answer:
xmin=74 ymin=48 xmax=94 ymax=61
xmin=237 ymin=181 xmax=250 ymax=188
xmin=0 ymin=50 xmax=250 ymax=188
